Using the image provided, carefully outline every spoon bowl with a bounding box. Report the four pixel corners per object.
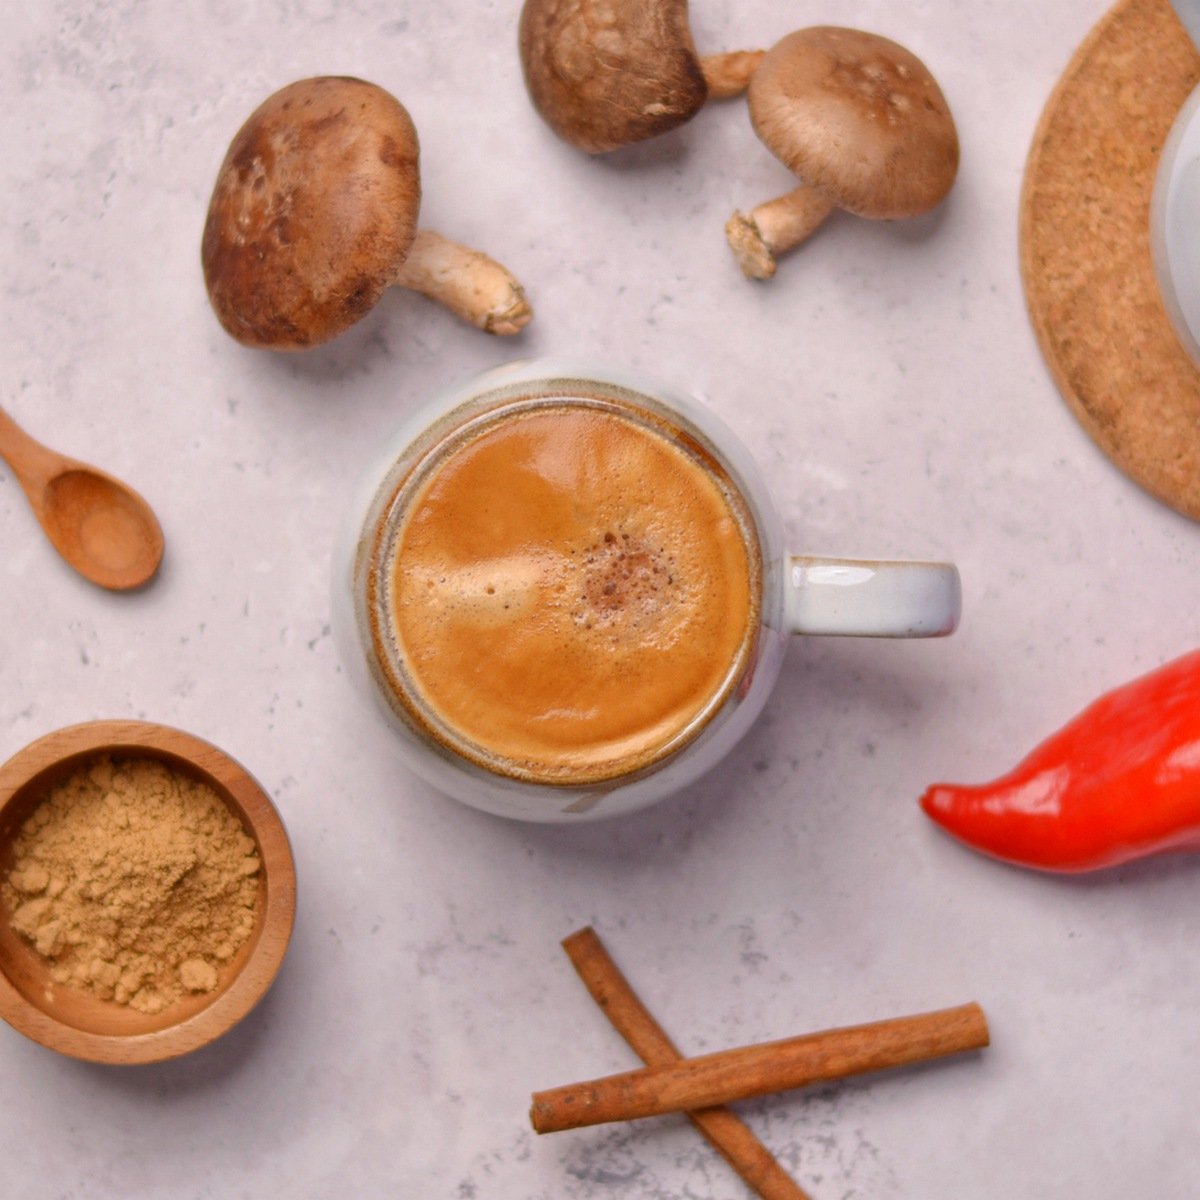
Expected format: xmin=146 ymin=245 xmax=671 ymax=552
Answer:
xmin=42 ymin=468 xmax=164 ymax=591
xmin=0 ymin=406 xmax=163 ymax=590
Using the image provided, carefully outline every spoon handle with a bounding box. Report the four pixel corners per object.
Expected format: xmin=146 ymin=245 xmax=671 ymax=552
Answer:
xmin=0 ymin=405 xmax=64 ymax=509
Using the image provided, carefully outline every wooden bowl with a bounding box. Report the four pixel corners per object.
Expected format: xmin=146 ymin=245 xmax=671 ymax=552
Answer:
xmin=0 ymin=720 xmax=296 ymax=1064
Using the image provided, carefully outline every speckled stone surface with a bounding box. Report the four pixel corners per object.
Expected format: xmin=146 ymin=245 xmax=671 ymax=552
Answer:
xmin=0 ymin=2 xmax=1197 ymax=1197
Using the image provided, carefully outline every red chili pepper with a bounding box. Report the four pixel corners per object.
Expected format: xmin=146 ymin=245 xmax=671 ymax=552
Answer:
xmin=919 ymin=650 xmax=1200 ymax=872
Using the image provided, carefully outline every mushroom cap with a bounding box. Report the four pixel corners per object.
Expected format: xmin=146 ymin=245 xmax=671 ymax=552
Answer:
xmin=747 ymin=27 xmax=959 ymax=219
xmin=201 ymin=76 xmax=420 ymax=350
xmin=519 ymin=0 xmax=707 ymax=154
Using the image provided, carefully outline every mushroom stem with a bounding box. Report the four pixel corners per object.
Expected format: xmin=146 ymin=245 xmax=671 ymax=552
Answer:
xmin=391 ymin=230 xmax=532 ymax=335
xmin=725 ymin=186 xmax=836 ymax=279
xmin=699 ymin=50 xmax=766 ymax=99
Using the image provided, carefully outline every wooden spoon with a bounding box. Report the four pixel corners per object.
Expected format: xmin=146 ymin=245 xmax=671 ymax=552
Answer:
xmin=0 ymin=405 xmax=163 ymax=590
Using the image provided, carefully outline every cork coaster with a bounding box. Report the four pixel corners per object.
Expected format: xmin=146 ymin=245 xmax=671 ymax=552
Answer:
xmin=1020 ymin=0 xmax=1200 ymax=520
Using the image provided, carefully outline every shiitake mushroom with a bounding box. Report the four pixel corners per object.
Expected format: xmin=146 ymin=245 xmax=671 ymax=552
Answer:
xmin=725 ymin=28 xmax=960 ymax=279
xmin=519 ymin=0 xmax=763 ymax=153
xmin=202 ymin=76 xmax=531 ymax=350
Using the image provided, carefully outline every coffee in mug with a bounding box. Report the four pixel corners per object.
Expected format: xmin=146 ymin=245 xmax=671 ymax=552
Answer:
xmin=382 ymin=395 xmax=761 ymax=784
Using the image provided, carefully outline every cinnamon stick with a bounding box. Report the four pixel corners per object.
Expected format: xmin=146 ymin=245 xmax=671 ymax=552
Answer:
xmin=531 ymin=1000 xmax=988 ymax=1135
xmin=561 ymin=927 xmax=811 ymax=1200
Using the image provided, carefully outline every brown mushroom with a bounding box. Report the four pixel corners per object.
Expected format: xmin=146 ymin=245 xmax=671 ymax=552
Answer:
xmin=201 ymin=76 xmax=531 ymax=350
xmin=725 ymin=27 xmax=959 ymax=279
xmin=519 ymin=0 xmax=764 ymax=153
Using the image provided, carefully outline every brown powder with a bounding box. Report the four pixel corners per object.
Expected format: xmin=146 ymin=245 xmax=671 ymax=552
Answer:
xmin=1 ymin=754 xmax=261 ymax=1014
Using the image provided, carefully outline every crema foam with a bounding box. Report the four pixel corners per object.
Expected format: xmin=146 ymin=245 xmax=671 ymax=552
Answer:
xmin=384 ymin=397 xmax=761 ymax=784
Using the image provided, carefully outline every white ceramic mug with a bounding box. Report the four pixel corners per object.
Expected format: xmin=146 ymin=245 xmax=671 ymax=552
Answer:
xmin=1151 ymin=0 xmax=1200 ymax=364
xmin=331 ymin=359 xmax=960 ymax=822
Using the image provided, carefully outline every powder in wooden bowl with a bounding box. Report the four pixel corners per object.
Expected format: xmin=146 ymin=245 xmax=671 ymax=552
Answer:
xmin=1 ymin=755 xmax=261 ymax=1015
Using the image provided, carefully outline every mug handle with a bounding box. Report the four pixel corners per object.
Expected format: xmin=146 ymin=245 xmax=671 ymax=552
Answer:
xmin=786 ymin=556 xmax=961 ymax=638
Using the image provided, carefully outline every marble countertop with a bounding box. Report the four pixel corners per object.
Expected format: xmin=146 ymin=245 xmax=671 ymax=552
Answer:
xmin=2 ymin=2 xmax=1197 ymax=1197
